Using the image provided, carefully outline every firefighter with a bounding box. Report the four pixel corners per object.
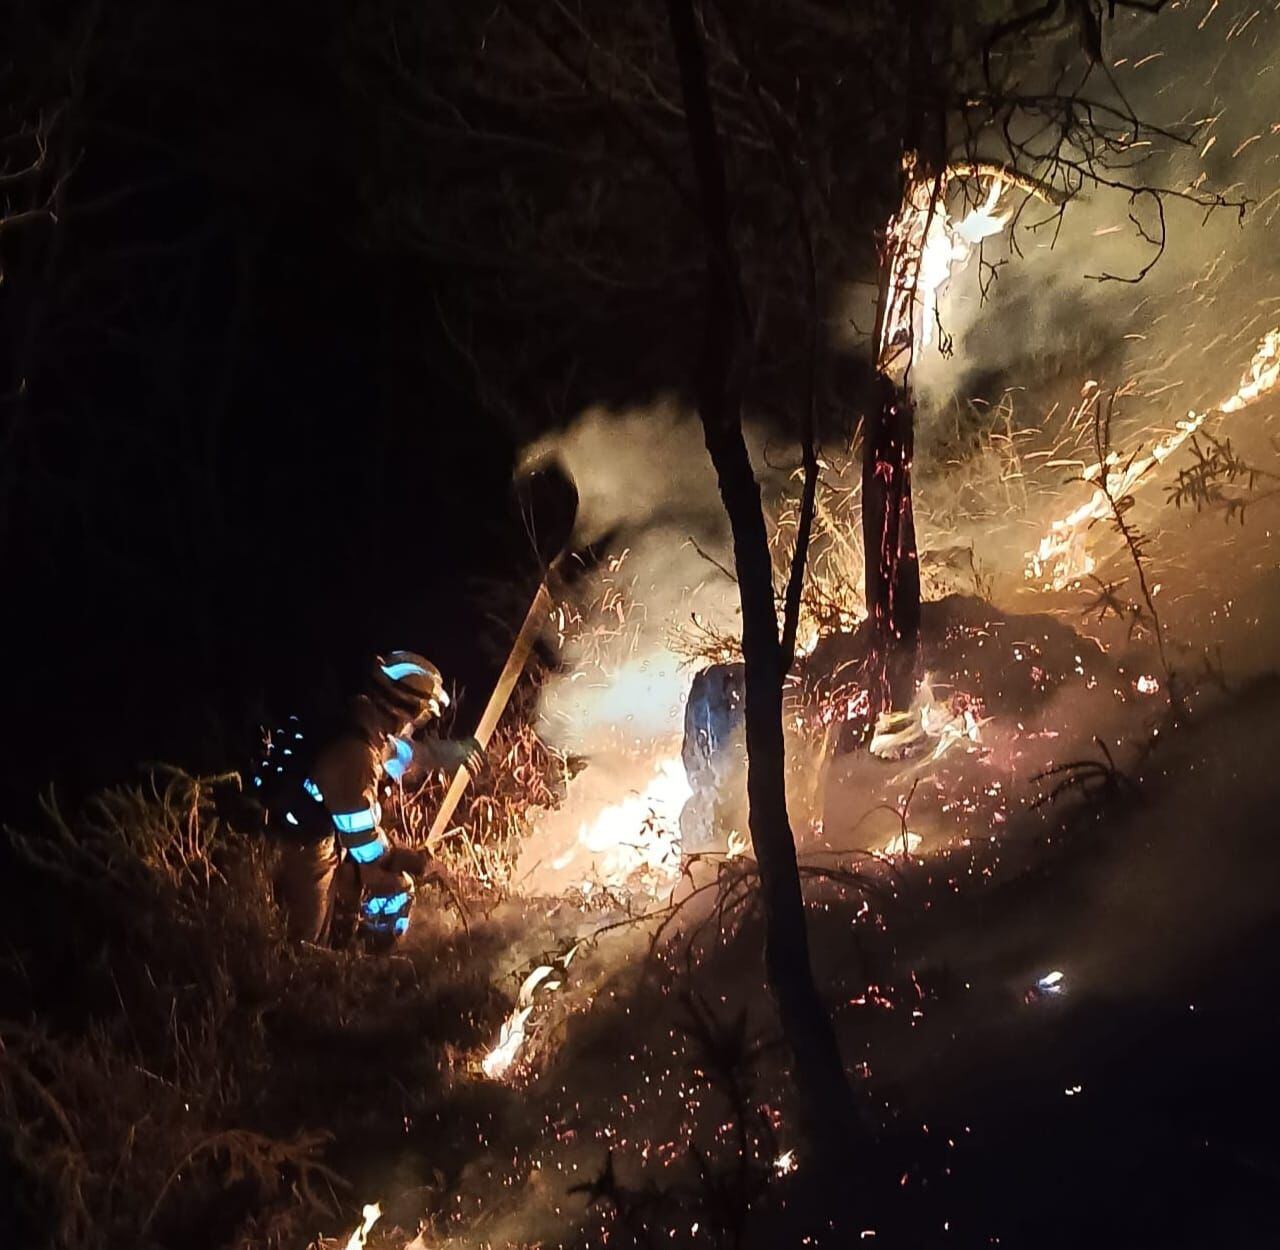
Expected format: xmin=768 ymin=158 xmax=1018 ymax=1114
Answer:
xmin=255 ymin=650 xmax=483 ymax=947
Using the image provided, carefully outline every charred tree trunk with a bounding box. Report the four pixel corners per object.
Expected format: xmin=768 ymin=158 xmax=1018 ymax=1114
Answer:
xmin=664 ymin=0 xmax=858 ymax=1167
xmin=862 ymin=374 xmax=921 ymax=714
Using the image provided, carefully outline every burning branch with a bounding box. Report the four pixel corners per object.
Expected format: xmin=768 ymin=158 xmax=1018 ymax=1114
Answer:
xmin=1028 ymin=328 xmax=1280 ymax=590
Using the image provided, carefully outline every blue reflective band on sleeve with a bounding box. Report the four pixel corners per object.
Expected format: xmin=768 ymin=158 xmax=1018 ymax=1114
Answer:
xmin=363 ymin=913 xmax=411 ymax=936
xmin=333 ymin=805 xmax=379 ymax=835
xmin=383 ymin=735 xmax=414 ymax=782
xmin=382 ymin=661 xmax=430 ymax=681
xmin=363 ymin=890 xmax=410 ymax=917
xmin=346 ymin=839 xmax=387 ymax=865
xmin=302 ymin=778 xmax=323 ymax=802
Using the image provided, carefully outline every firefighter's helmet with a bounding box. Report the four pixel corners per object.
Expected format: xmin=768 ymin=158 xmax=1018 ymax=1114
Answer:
xmin=371 ymin=650 xmax=450 ymax=726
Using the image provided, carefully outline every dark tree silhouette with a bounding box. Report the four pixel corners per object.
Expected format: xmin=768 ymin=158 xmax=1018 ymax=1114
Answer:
xmin=662 ymin=0 xmax=860 ymax=1164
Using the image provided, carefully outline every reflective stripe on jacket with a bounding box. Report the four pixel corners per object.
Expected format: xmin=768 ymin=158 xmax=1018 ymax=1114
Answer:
xmin=309 ymin=732 xmax=388 ymax=864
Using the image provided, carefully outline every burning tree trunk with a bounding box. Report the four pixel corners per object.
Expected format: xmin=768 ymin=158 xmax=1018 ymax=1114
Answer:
xmin=863 ymin=159 xmax=944 ymax=726
xmin=862 ymin=160 xmax=1060 ymax=722
xmin=663 ymin=0 xmax=858 ymax=1168
xmin=862 ymin=157 xmax=976 ymax=725
xmin=862 ymin=373 xmax=921 ymax=714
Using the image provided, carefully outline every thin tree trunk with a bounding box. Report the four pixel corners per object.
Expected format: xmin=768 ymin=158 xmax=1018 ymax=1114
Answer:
xmin=663 ymin=0 xmax=858 ymax=1165
xmin=862 ymin=374 xmax=921 ymax=713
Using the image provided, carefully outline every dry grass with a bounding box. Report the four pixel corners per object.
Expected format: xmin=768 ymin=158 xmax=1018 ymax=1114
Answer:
xmin=389 ymin=693 xmax=567 ymax=895
xmin=386 ymin=552 xmax=660 ymax=899
xmin=0 ymin=769 xmax=503 ymax=1249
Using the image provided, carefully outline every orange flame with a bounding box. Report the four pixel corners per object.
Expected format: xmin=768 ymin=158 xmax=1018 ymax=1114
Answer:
xmin=1027 ymin=328 xmax=1280 ymax=589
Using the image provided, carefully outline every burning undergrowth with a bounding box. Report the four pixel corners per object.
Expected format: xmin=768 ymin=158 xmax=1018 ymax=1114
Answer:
xmin=345 ymin=688 xmax=1279 ymax=1250
xmin=22 ymin=8 xmax=1280 ymax=1245
xmin=324 ymin=419 xmax=1244 ymax=1248
xmin=6 ymin=1 xmax=1280 ymax=1244
xmin=338 ymin=281 xmax=1280 ymax=1238
xmin=336 ymin=583 xmax=1280 ymax=1248
xmin=342 ymin=310 xmax=1280 ymax=1250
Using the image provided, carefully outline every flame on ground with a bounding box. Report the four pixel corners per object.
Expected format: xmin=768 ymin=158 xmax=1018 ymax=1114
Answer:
xmin=518 ymin=751 xmax=690 ymax=899
xmin=481 ymin=1004 xmax=536 ymax=1080
xmin=483 ymin=946 xmax=580 ymax=1081
xmin=880 ymin=830 xmax=923 ymax=857
xmin=482 ymin=757 xmax=692 ymax=1081
xmin=871 ymin=675 xmax=983 ymax=764
xmin=1027 ymin=328 xmax=1280 ymax=589
xmin=574 ymin=756 xmax=688 ymax=893
xmin=342 ymin=1203 xmax=381 ymax=1250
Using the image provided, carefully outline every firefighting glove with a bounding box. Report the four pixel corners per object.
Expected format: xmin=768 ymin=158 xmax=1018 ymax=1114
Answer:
xmin=358 ymin=864 xmax=416 ymax=941
xmin=441 ymin=735 xmax=486 ymax=774
xmin=383 ymin=845 xmax=459 ymax=905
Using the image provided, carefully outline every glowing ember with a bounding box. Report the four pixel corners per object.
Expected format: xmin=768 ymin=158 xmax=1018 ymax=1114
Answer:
xmin=1028 ymin=328 xmax=1280 ymax=588
xmin=1136 ymin=674 xmax=1160 ymax=695
xmin=725 ymin=828 xmax=749 ymax=859
xmin=774 ymin=1148 xmax=798 ymax=1175
xmin=342 ymin=1203 xmax=381 ymax=1250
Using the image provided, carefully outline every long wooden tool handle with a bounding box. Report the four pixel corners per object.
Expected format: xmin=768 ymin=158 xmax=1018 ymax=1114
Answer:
xmin=425 ymin=581 xmax=553 ymax=848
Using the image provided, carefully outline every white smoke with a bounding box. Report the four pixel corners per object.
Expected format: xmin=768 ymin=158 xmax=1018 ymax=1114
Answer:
xmin=915 ymin=2 xmax=1280 ymax=427
xmin=515 ymin=400 xmax=781 ymax=895
xmin=524 ymin=399 xmax=745 ymax=749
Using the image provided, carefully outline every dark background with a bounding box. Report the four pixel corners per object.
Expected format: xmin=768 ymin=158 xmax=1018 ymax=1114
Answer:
xmin=2 ymin=2 xmax=554 ymax=814
xmin=3 ymin=0 xmax=908 ymax=817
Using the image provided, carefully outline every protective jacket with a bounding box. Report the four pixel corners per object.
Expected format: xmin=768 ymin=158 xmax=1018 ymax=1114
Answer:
xmin=259 ymin=698 xmax=452 ymax=944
